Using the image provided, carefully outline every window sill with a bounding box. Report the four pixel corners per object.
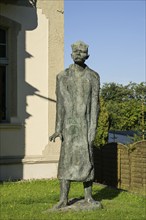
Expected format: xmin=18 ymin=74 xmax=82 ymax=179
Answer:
xmin=0 ymin=123 xmax=23 ymax=129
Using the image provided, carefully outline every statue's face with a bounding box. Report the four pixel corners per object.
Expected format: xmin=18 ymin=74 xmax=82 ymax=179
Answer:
xmin=71 ymin=48 xmax=89 ymax=64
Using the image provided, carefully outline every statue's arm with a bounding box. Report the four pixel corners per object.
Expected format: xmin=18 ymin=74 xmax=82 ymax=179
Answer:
xmin=49 ymin=74 xmax=64 ymax=142
xmin=89 ymin=74 xmax=100 ymax=144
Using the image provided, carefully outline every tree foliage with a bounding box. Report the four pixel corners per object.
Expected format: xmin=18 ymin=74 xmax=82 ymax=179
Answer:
xmin=94 ymin=97 xmax=109 ymax=147
xmin=100 ymin=82 xmax=146 ymax=139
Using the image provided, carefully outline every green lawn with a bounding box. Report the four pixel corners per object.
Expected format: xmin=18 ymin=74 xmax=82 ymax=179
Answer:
xmin=0 ymin=179 xmax=145 ymax=220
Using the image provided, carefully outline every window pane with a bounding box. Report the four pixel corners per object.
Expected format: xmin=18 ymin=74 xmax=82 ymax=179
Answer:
xmin=0 ymin=65 xmax=6 ymax=121
xmin=0 ymin=28 xmax=6 ymax=44
xmin=0 ymin=45 xmax=6 ymax=57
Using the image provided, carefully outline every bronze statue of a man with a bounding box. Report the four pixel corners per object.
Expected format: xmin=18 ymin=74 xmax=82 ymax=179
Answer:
xmin=50 ymin=41 xmax=100 ymax=209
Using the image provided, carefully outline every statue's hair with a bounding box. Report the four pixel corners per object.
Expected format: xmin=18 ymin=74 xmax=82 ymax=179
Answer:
xmin=71 ymin=41 xmax=89 ymax=51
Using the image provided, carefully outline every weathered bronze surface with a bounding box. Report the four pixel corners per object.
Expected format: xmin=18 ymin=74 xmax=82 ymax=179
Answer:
xmin=49 ymin=41 xmax=101 ymax=210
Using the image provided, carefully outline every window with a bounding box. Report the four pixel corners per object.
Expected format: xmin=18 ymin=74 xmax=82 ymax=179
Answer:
xmin=0 ymin=28 xmax=8 ymax=121
xmin=0 ymin=16 xmax=21 ymax=123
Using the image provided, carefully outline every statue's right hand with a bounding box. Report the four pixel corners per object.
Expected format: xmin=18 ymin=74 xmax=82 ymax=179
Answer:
xmin=49 ymin=132 xmax=63 ymax=142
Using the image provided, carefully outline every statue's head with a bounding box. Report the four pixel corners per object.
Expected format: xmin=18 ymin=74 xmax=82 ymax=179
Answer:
xmin=71 ymin=41 xmax=90 ymax=64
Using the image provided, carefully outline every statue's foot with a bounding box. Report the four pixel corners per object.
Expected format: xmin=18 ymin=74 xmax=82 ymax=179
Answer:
xmin=42 ymin=200 xmax=68 ymax=213
xmin=85 ymin=198 xmax=103 ymax=208
xmin=53 ymin=200 xmax=68 ymax=209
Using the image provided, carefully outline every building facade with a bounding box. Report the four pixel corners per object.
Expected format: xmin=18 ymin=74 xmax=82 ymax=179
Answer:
xmin=0 ymin=0 xmax=64 ymax=180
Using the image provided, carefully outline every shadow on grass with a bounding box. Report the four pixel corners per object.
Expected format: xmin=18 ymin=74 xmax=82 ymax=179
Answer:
xmin=93 ymin=185 xmax=123 ymax=201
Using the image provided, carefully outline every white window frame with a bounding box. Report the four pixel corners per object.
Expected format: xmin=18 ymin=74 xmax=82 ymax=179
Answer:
xmin=0 ymin=27 xmax=8 ymax=121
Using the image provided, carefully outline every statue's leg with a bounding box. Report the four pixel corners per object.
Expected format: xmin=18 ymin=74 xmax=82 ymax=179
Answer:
xmin=83 ymin=181 xmax=101 ymax=206
xmin=53 ymin=179 xmax=70 ymax=209
xmin=83 ymin=181 xmax=94 ymax=203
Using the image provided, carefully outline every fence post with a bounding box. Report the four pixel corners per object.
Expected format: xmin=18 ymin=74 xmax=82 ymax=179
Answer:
xmin=118 ymin=146 xmax=121 ymax=188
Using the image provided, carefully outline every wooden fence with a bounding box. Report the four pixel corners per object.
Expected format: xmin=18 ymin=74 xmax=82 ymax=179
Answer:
xmin=93 ymin=140 xmax=146 ymax=194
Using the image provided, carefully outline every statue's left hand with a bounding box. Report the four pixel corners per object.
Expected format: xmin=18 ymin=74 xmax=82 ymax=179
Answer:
xmin=49 ymin=132 xmax=63 ymax=142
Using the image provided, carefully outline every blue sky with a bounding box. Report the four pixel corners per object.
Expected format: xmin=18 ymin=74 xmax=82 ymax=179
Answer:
xmin=64 ymin=0 xmax=145 ymax=85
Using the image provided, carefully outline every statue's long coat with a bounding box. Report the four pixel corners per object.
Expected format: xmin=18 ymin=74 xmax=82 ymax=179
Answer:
xmin=55 ymin=64 xmax=100 ymax=182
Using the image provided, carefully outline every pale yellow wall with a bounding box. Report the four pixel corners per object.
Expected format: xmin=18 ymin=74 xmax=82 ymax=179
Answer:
xmin=25 ymin=9 xmax=49 ymax=155
xmin=37 ymin=0 xmax=64 ymax=159
xmin=0 ymin=0 xmax=64 ymax=179
xmin=0 ymin=126 xmax=24 ymax=156
xmin=0 ymin=4 xmax=49 ymax=156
